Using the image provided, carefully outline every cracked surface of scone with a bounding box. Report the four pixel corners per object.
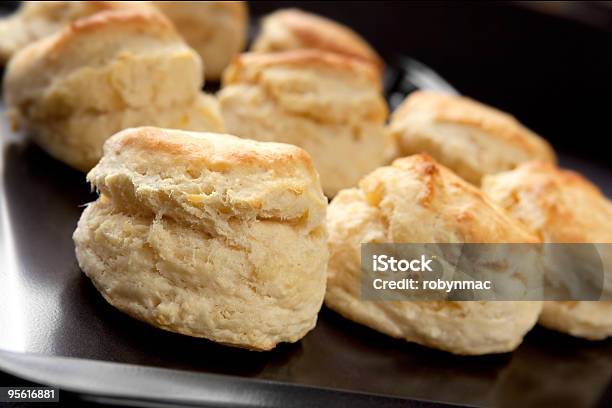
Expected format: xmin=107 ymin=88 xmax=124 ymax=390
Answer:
xmin=0 ymin=1 xmax=155 ymax=64
xmin=325 ymin=154 xmax=542 ymax=355
xmin=482 ymin=161 xmax=612 ymax=340
xmin=218 ymin=50 xmax=391 ymax=197
xmin=251 ymin=8 xmax=383 ymax=71
xmin=3 ymin=9 xmax=224 ymax=172
xmin=73 ymin=127 xmax=329 ymax=351
xmin=153 ymin=1 xmax=248 ymax=81
xmin=388 ymin=91 xmax=556 ymax=185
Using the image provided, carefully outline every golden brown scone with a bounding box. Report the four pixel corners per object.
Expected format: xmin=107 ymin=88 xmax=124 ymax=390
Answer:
xmin=73 ymin=127 xmax=328 ymax=351
xmin=3 ymin=10 xmax=224 ymax=172
xmin=218 ymin=50 xmax=391 ymax=197
xmin=388 ymin=91 xmax=556 ymax=185
xmin=152 ymin=1 xmax=248 ymax=81
xmin=326 ymin=154 xmax=542 ymax=355
xmin=251 ymin=8 xmax=383 ymax=71
xmin=0 ymin=1 xmax=155 ymax=64
xmin=482 ymin=161 xmax=612 ymax=340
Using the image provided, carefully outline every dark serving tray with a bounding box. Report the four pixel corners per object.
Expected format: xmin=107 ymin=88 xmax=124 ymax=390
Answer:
xmin=2 ymin=2 xmax=612 ymax=407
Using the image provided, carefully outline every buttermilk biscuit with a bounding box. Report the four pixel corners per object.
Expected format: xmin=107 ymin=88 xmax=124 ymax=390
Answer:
xmin=388 ymin=91 xmax=556 ymax=185
xmin=326 ymin=154 xmax=542 ymax=355
xmin=483 ymin=161 xmax=612 ymax=340
xmin=3 ymin=10 xmax=224 ymax=172
xmin=73 ymin=127 xmax=328 ymax=351
xmin=251 ymin=8 xmax=383 ymax=71
xmin=152 ymin=1 xmax=248 ymax=81
xmin=218 ymin=50 xmax=391 ymax=197
xmin=0 ymin=1 xmax=155 ymax=64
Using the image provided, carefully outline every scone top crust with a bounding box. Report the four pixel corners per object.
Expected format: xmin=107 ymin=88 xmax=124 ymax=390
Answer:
xmin=47 ymin=9 xmax=177 ymax=56
xmin=3 ymin=9 xmax=202 ymax=128
xmin=0 ymin=1 xmax=157 ymax=63
xmin=252 ymin=8 xmax=383 ymax=71
xmin=224 ymin=50 xmax=381 ymax=86
xmin=18 ymin=1 xmax=155 ymax=19
xmin=4 ymin=9 xmax=183 ymax=87
xmin=392 ymin=91 xmax=556 ymax=161
xmin=482 ymin=161 xmax=612 ymax=243
xmin=89 ymin=127 xmax=327 ymax=232
xmin=222 ymin=50 xmax=387 ymax=123
xmin=356 ymin=154 xmax=539 ymax=244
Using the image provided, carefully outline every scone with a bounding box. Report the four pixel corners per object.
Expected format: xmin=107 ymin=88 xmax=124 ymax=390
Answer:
xmin=482 ymin=161 xmax=612 ymax=340
xmin=251 ymin=8 xmax=383 ymax=71
xmin=152 ymin=1 xmax=248 ymax=81
xmin=0 ymin=1 xmax=155 ymax=64
xmin=326 ymin=154 xmax=542 ymax=355
xmin=3 ymin=10 xmax=224 ymax=172
xmin=218 ymin=50 xmax=390 ymax=197
xmin=73 ymin=127 xmax=328 ymax=351
xmin=388 ymin=91 xmax=556 ymax=185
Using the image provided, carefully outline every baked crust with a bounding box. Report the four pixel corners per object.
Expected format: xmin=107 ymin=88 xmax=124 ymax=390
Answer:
xmin=388 ymin=91 xmax=556 ymax=184
xmin=251 ymin=8 xmax=383 ymax=71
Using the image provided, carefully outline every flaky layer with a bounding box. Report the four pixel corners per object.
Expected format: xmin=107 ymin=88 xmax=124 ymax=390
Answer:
xmin=219 ymin=50 xmax=390 ymax=196
xmin=89 ymin=127 xmax=327 ymax=236
xmin=23 ymin=94 xmax=224 ymax=172
xmin=74 ymin=198 xmax=327 ymax=350
xmin=325 ymin=154 xmax=542 ymax=355
xmin=388 ymin=91 xmax=556 ymax=184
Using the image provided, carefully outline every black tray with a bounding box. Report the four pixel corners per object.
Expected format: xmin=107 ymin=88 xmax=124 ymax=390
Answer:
xmin=2 ymin=2 xmax=612 ymax=407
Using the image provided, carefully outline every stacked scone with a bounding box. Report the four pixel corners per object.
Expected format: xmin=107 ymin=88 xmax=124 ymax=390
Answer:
xmin=219 ymin=9 xmax=391 ymax=197
xmin=73 ymin=127 xmax=328 ymax=350
xmin=3 ymin=9 xmax=225 ymax=171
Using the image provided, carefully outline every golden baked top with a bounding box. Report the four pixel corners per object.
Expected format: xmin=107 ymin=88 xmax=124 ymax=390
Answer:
xmin=224 ymin=49 xmax=381 ymax=87
xmin=88 ymin=127 xmax=327 ymax=232
xmin=392 ymin=91 xmax=556 ymax=161
xmin=353 ymin=154 xmax=539 ymax=243
xmin=252 ymin=8 xmax=383 ymax=70
xmin=482 ymin=161 xmax=612 ymax=243
xmin=3 ymin=9 xmax=202 ymax=127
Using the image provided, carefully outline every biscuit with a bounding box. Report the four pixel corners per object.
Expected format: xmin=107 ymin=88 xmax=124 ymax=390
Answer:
xmin=3 ymin=10 xmax=224 ymax=172
xmin=73 ymin=127 xmax=329 ymax=350
xmin=251 ymin=8 xmax=383 ymax=71
xmin=218 ymin=50 xmax=391 ymax=197
xmin=388 ymin=91 xmax=556 ymax=184
xmin=482 ymin=161 xmax=612 ymax=340
xmin=0 ymin=1 xmax=154 ymax=64
xmin=153 ymin=1 xmax=248 ymax=81
xmin=325 ymin=154 xmax=542 ymax=355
